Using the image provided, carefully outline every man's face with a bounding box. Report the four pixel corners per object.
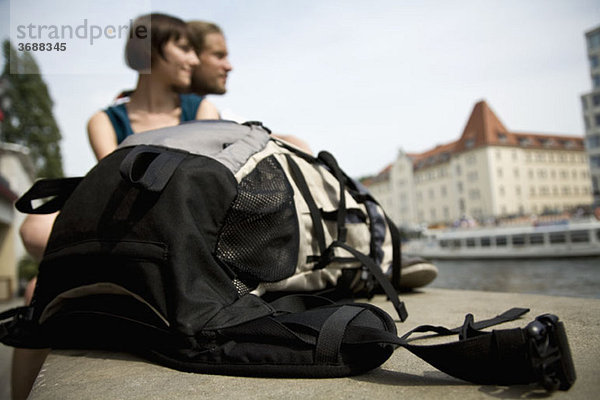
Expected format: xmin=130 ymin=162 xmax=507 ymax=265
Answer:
xmin=191 ymin=33 xmax=232 ymax=95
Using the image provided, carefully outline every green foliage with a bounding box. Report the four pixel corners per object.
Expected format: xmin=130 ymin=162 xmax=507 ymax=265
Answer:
xmin=1 ymin=40 xmax=64 ymax=179
xmin=18 ymin=255 xmax=39 ymax=282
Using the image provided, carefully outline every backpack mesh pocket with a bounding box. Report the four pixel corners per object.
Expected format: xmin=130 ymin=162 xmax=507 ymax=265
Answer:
xmin=216 ymin=155 xmax=299 ymax=283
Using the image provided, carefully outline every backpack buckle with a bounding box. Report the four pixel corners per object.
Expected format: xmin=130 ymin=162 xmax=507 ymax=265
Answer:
xmin=525 ymin=314 xmax=576 ymax=391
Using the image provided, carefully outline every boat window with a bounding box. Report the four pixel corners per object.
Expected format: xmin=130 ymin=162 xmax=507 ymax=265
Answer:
xmin=570 ymin=230 xmax=590 ymax=243
xmin=480 ymin=237 xmax=491 ymax=247
xmin=495 ymin=236 xmax=507 ymax=246
xmin=597 ymin=229 xmax=600 ymax=241
xmin=529 ymin=233 xmax=544 ymax=245
xmin=512 ymin=235 xmax=526 ymax=246
xmin=466 ymin=238 xmax=476 ymax=247
xmin=452 ymin=239 xmax=461 ymax=248
xmin=440 ymin=240 xmax=449 ymax=248
xmin=549 ymin=232 xmax=566 ymax=244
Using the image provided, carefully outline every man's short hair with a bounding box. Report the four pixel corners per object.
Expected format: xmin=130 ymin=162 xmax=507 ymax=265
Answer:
xmin=187 ymin=21 xmax=224 ymax=54
xmin=126 ymin=13 xmax=189 ymax=72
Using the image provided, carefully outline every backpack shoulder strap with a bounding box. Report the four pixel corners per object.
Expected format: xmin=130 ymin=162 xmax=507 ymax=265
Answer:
xmin=345 ymin=307 xmax=575 ymax=391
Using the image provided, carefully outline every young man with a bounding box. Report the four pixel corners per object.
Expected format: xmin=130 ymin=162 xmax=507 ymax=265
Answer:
xmin=187 ymin=21 xmax=233 ymax=97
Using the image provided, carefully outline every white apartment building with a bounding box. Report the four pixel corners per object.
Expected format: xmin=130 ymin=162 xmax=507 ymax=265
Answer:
xmin=581 ymin=25 xmax=600 ymax=203
xmin=364 ymin=101 xmax=593 ymax=228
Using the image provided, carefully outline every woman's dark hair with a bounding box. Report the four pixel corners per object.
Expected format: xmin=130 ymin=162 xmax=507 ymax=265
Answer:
xmin=125 ymin=13 xmax=189 ymax=72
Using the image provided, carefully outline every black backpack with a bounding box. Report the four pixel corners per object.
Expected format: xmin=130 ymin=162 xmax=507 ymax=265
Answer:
xmin=0 ymin=120 xmax=575 ymax=390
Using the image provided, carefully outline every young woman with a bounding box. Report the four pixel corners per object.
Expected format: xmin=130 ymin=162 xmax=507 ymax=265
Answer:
xmin=88 ymin=13 xmax=219 ymax=160
xmin=14 ymin=13 xmax=218 ymax=400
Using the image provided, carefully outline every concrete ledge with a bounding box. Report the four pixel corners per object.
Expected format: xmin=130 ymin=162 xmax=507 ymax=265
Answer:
xmin=28 ymin=288 xmax=600 ymax=400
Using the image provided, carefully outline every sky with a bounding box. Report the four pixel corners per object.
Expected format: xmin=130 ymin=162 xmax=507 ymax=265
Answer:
xmin=0 ymin=0 xmax=599 ymax=178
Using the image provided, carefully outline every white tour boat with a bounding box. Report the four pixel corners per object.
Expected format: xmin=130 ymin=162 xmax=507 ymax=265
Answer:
xmin=403 ymin=219 xmax=600 ymax=259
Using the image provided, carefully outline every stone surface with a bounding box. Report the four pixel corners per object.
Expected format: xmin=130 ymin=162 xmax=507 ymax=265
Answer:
xmin=3 ymin=288 xmax=597 ymax=400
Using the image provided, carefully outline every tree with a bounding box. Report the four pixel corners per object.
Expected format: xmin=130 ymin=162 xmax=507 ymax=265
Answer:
xmin=0 ymin=40 xmax=64 ymax=178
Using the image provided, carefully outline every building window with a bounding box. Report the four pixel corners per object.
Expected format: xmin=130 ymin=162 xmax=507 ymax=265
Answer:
xmin=499 ymin=186 xmax=505 ymax=196
xmin=497 ymin=168 xmax=503 ymax=178
xmin=591 ymin=155 xmax=600 ymax=168
xmin=457 ymin=182 xmax=463 ymax=193
xmin=441 ymin=185 xmax=447 ymax=196
xmin=594 ymin=94 xmax=600 ymax=106
xmin=519 ymin=138 xmax=532 ymax=147
xmin=582 ymin=97 xmax=589 ymax=110
xmin=429 ymin=189 xmax=435 ymax=199
xmin=594 ymin=75 xmax=600 ymax=89
xmin=465 ymin=138 xmax=475 ymax=149
xmin=469 ymin=189 xmax=481 ymax=200
xmin=587 ymin=134 xmax=600 ymax=149
xmin=535 ymin=152 xmax=545 ymax=162
xmin=516 ymin=186 xmax=521 ymax=195
xmin=514 ymin=168 xmax=520 ymax=178
xmin=591 ymin=55 xmax=600 ymax=69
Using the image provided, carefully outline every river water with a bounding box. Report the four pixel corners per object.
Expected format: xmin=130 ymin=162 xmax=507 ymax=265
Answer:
xmin=427 ymin=257 xmax=600 ymax=299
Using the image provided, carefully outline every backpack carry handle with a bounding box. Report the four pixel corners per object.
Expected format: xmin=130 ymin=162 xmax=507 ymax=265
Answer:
xmin=15 ymin=177 xmax=83 ymax=214
xmin=119 ymin=146 xmax=187 ymax=192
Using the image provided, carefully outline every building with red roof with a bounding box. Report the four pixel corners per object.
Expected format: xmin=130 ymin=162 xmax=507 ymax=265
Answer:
xmin=364 ymin=101 xmax=592 ymax=227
